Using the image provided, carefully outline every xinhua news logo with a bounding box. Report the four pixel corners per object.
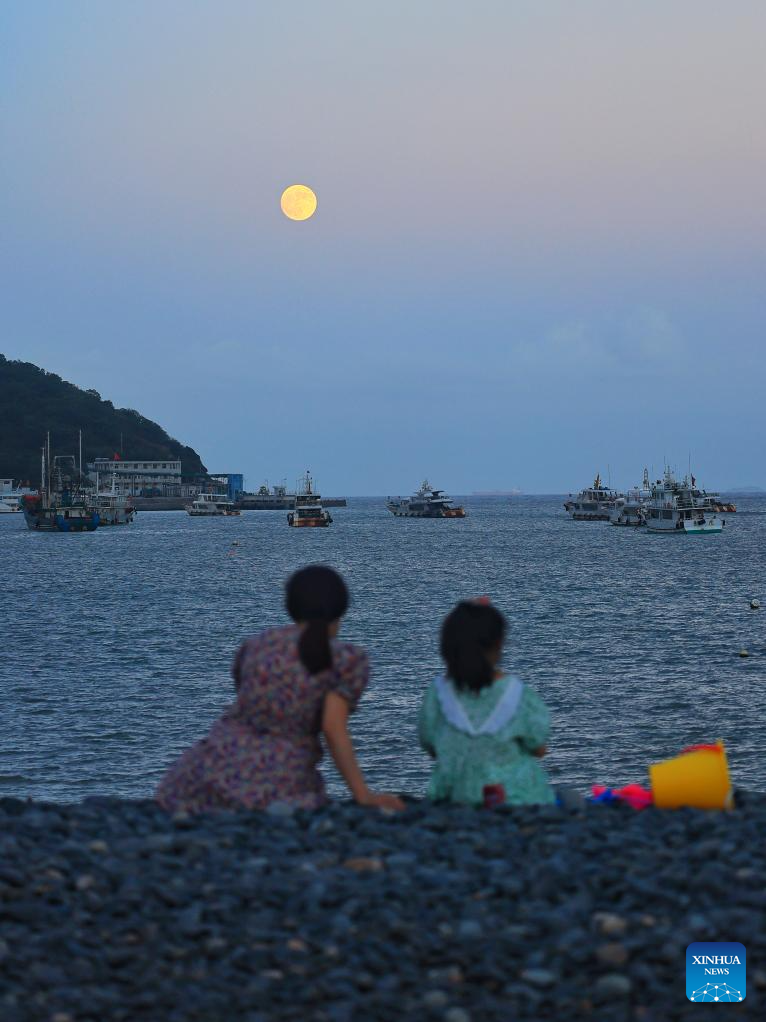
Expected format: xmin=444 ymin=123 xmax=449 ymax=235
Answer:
xmin=687 ymin=942 xmax=746 ymax=1002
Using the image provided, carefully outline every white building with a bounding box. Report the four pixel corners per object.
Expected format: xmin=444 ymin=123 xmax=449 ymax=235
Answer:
xmin=86 ymin=458 xmax=194 ymax=497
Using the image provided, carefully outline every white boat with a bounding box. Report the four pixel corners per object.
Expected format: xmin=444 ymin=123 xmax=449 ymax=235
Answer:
xmin=88 ymin=470 xmax=135 ymax=525
xmin=564 ymin=474 xmax=623 ymax=521
xmin=387 ymin=480 xmax=466 ymax=518
xmin=90 ymin=492 xmax=136 ymax=525
xmin=287 ymin=472 xmax=332 ymax=527
xmin=645 ymin=469 xmax=723 ymax=535
xmin=186 ymin=493 xmax=240 ymax=516
xmin=609 ymin=469 xmax=651 ymax=527
xmin=0 ymin=478 xmax=35 ymax=513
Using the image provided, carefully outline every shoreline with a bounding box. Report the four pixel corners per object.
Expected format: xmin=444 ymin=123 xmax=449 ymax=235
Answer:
xmin=1 ymin=795 xmax=764 ymax=1020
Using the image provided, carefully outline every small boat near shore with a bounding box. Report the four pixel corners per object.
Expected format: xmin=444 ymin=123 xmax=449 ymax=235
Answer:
xmin=22 ymin=437 xmax=99 ymax=532
xmin=22 ymin=491 xmax=100 ymax=532
xmin=186 ymin=493 xmax=240 ymax=516
xmin=387 ymin=480 xmax=466 ymax=518
xmin=90 ymin=492 xmax=136 ymax=525
xmin=0 ymin=479 xmax=36 ymax=514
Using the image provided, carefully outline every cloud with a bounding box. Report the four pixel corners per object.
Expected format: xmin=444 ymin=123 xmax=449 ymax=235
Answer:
xmin=512 ymin=307 xmax=686 ymax=377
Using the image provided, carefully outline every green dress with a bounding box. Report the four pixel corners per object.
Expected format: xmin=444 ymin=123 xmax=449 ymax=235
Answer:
xmin=418 ymin=674 xmax=555 ymax=806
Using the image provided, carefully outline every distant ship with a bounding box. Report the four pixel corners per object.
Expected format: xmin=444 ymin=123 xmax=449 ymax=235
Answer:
xmin=287 ymin=472 xmax=332 ymax=527
xmin=387 ymin=480 xmax=466 ymax=518
xmin=564 ymin=474 xmax=623 ymax=521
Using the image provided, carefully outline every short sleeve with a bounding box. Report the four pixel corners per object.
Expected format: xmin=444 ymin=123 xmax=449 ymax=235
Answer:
xmin=418 ymin=682 xmax=438 ymax=755
xmin=328 ymin=643 xmax=369 ymax=712
xmin=517 ymin=686 xmax=551 ymax=753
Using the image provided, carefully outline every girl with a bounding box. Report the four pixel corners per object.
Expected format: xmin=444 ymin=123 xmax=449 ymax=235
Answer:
xmin=419 ymin=601 xmax=554 ymax=806
xmin=157 ymin=565 xmax=403 ymax=813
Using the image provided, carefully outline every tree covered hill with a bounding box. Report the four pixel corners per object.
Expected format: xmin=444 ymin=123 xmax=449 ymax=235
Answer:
xmin=1 ymin=355 xmax=207 ymax=482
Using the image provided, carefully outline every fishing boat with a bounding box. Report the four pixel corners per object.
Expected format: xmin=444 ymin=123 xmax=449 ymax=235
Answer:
xmin=287 ymin=472 xmax=332 ymax=527
xmin=386 ymin=480 xmax=466 ymax=518
xmin=22 ymin=437 xmax=99 ymax=532
xmin=645 ymin=469 xmax=723 ymax=535
xmin=186 ymin=493 xmax=240 ymax=516
xmin=609 ymin=469 xmax=651 ymax=527
xmin=90 ymin=492 xmax=136 ymax=525
xmin=564 ymin=474 xmax=623 ymax=521
xmin=88 ymin=468 xmax=135 ymax=525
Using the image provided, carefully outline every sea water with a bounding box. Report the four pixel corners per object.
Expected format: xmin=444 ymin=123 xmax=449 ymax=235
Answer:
xmin=1 ymin=496 xmax=764 ymax=801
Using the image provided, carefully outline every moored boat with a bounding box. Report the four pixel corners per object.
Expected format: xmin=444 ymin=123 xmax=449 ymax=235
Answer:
xmin=22 ymin=492 xmax=100 ymax=532
xmin=22 ymin=436 xmax=99 ymax=532
xmin=186 ymin=493 xmax=240 ymax=516
xmin=645 ymin=469 xmax=723 ymax=535
xmin=609 ymin=469 xmax=651 ymax=527
xmin=288 ymin=472 xmax=332 ymax=527
xmin=90 ymin=492 xmax=136 ymax=525
xmin=386 ymin=480 xmax=466 ymax=518
xmin=565 ymin=474 xmax=623 ymax=521
xmin=0 ymin=479 xmax=36 ymax=514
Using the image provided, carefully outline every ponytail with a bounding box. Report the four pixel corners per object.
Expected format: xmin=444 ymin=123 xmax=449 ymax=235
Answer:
xmin=298 ymin=618 xmax=332 ymax=674
xmin=286 ymin=565 xmax=350 ymax=675
xmin=440 ymin=602 xmax=506 ymax=692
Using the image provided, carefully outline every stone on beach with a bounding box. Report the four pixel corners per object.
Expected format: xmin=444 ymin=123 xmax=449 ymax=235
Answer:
xmin=0 ymin=794 xmax=764 ymax=1020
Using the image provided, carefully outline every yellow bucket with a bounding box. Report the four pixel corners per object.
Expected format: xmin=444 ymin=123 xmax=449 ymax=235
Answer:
xmin=649 ymin=740 xmax=733 ymax=810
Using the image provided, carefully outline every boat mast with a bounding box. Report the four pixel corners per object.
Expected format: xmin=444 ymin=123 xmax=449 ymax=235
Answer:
xmin=46 ymin=432 xmax=51 ymax=500
xmin=40 ymin=444 xmax=46 ymax=496
xmin=79 ymin=429 xmax=83 ymax=481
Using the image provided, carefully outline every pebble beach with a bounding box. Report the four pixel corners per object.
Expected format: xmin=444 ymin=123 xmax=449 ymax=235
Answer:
xmin=1 ymin=795 xmax=764 ymax=1021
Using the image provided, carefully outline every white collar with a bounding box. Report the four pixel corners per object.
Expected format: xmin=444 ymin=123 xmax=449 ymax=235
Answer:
xmin=434 ymin=675 xmax=524 ymax=736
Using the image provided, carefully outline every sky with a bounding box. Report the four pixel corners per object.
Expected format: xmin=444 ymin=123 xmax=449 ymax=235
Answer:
xmin=1 ymin=2 xmax=764 ymax=494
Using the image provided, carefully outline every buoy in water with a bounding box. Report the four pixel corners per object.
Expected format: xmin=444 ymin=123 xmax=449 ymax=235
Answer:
xmin=739 ymin=649 xmax=750 ymax=658
xmin=751 ymin=599 xmax=761 ymax=610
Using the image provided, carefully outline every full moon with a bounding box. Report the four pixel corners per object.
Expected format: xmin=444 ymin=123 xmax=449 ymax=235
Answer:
xmin=280 ymin=184 xmax=317 ymax=221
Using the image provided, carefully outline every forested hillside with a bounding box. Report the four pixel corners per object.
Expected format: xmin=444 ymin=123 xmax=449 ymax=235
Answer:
xmin=1 ymin=355 xmax=207 ymax=482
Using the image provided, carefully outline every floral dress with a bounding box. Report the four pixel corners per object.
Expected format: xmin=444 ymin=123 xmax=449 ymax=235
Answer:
xmin=156 ymin=625 xmax=368 ymax=813
xmin=418 ymin=674 xmax=554 ymax=806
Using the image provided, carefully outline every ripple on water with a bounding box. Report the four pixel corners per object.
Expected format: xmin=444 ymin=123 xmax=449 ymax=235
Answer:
xmin=1 ymin=496 xmax=764 ymax=801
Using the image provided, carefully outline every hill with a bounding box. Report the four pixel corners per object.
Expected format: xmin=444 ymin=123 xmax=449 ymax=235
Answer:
xmin=0 ymin=355 xmax=207 ymax=482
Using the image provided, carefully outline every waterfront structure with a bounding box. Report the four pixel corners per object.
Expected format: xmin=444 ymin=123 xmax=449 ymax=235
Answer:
xmin=86 ymin=458 xmax=199 ymax=499
xmin=238 ymin=481 xmax=347 ymax=510
xmin=387 ymin=480 xmax=466 ymax=518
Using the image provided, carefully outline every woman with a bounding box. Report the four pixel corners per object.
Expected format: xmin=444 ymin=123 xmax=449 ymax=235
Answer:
xmin=419 ymin=600 xmax=554 ymax=806
xmin=157 ymin=565 xmax=403 ymax=813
